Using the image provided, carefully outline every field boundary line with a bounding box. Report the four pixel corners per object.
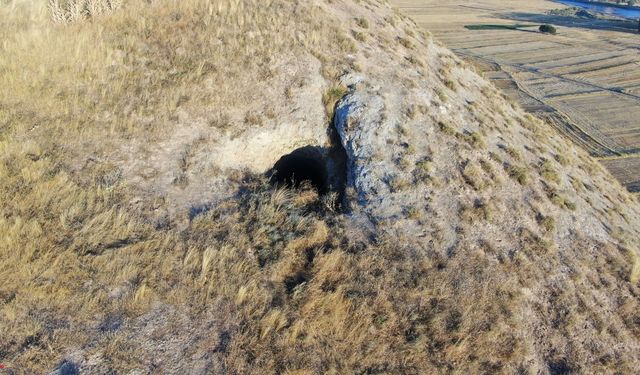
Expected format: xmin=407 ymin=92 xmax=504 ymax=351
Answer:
xmin=456 ymin=49 xmax=621 ymax=157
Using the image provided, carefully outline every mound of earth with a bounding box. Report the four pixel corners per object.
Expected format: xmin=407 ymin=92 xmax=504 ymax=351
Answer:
xmin=1 ymin=0 xmax=639 ymax=374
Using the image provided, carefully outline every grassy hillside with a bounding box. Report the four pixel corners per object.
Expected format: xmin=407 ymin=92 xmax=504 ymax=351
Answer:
xmin=1 ymin=0 xmax=639 ymax=373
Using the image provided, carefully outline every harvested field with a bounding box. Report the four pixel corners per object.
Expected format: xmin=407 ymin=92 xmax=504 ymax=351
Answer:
xmin=601 ymin=156 xmax=640 ymax=192
xmin=391 ymin=0 xmax=640 ymax=193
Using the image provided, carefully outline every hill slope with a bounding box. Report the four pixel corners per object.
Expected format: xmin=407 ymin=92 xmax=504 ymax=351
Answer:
xmin=1 ymin=0 xmax=639 ymax=373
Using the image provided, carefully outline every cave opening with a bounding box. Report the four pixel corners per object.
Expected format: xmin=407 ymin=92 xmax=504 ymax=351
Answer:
xmin=268 ymin=97 xmax=349 ymax=209
xmin=270 ymin=146 xmax=330 ymax=195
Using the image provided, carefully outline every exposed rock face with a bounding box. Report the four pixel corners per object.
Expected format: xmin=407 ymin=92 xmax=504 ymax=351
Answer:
xmin=316 ymin=1 xmax=640 ymax=371
xmin=334 ymin=84 xmax=387 ymax=207
xmin=206 ymin=55 xmax=329 ymax=173
xmin=105 ymin=54 xmax=331 ymax=223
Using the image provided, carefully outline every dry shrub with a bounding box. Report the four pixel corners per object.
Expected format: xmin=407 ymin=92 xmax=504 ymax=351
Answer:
xmin=48 ymin=0 xmax=122 ymax=23
xmin=462 ymin=161 xmax=487 ymax=190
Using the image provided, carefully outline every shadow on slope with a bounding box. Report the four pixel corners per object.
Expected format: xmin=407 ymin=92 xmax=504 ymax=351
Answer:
xmin=502 ymin=11 xmax=639 ymax=33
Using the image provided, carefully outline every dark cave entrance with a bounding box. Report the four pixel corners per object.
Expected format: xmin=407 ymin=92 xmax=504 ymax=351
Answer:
xmin=270 ymin=146 xmax=330 ymax=195
xmin=268 ymin=95 xmax=350 ymax=210
xmin=268 ymin=137 xmax=348 ymax=210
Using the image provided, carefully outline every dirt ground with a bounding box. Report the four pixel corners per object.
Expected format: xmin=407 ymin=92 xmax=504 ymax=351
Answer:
xmin=391 ymin=0 xmax=640 ymax=193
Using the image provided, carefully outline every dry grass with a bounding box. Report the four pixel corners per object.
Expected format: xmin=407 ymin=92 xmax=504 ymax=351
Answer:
xmin=0 ymin=169 xmax=543 ymax=373
xmin=48 ymin=0 xmax=122 ymax=23
xmin=540 ymin=159 xmax=560 ymax=184
xmin=1 ymin=0 xmax=640 ymax=373
xmin=356 ymin=16 xmax=369 ymax=29
xmin=506 ymin=164 xmax=529 ymax=185
xmin=0 ymin=0 xmax=352 ymax=139
xmin=462 ymin=161 xmax=487 ymax=190
xmin=0 ymin=0 xmax=357 ymax=371
xmin=322 ymin=85 xmax=348 ymax=119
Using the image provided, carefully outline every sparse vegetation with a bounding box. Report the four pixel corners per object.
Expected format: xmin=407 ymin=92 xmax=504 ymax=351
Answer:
xmin=388 ymin=175 xmax=411 ymax=192
xmin=48 ymin=0 xmax=122 ymax=23
xmin=406 ymin=206 xmax=422 ymax=220
xmin=414 ymin=158 xmax=433 ymax=182
xmin=460 ymin=199 xmax=495 ymax=223
xmin=436 ymin=88 xmax=448 ymax=102
xmin=405 ymin=0 xmax=640 ymax=194
xmin=439 ymin=66 xmax=458 ymax=92
xmin=462 ymin=162 xmax=487 ymax=190
xmin=407 ymin=54 xmax=425 ymax=67
xmin=353 ymin=30 xmax=367 ymax=42
xmin=507 ymin=164 xmax=529 ymax=185
xmin=398 ymin=37 xmax=413 ymax=49
xmin=356 ymin=17 xmax=369 ymax=29
xmin=547 ymin=188 xmax=577 ymax=210
xmin=323 ymin=85 xmax=348 ymax=118
xmin=467 ymin=132 xmax=486 ymax=149
xmin=489 ymin=151 xmax=503 ymax=164
xmin=555 ymin=153 xmax=570 ymax=166
xmin=506 ymin=146 xmax=523 ymax=161
xmin=416 ymin=158 xmax=433 ymax=173
xmin=541 ymin=159 xmax=560 ymax=184
xmin=444 ymin=78 xmax=457 ymax=91
xmin=538 ymin=214 xmax=556 ymax=232
xmin=438 ymin=120 xmax=456 ymax=136
xmin=627 ymin=248 xmax=640 ymax=283
xmin=244 ymin=111 xmax=263 ymax=126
